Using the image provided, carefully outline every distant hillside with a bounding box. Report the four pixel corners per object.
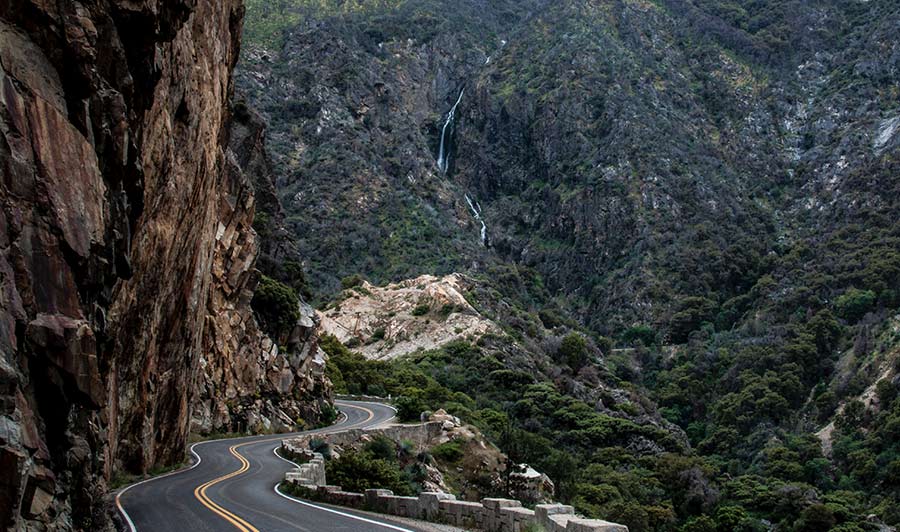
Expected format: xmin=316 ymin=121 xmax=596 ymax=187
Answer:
xmin=236 ymin=0 xmax=900 ymax=530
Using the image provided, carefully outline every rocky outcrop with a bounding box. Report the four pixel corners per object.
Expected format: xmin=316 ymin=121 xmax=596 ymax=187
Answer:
xmin=319 ymin=274 xmax=500 ymax=360
xmin=228 ymin=101 xmax=310 ymax=288
xmin=194 ymin=148 xmax=331 ymax=435
xmin=0 ymin=0 xmax=329 ymax=530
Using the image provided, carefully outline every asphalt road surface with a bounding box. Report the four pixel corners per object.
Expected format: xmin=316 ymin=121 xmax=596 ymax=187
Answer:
xmin=116 ymin=400 xmax=427 ymax=532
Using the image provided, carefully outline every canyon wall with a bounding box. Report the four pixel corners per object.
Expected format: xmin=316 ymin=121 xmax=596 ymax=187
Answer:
xmin=194 ymin=101 xmax=332 ymax=439
xmin=0 ymin=0 xmax=329 ymax=529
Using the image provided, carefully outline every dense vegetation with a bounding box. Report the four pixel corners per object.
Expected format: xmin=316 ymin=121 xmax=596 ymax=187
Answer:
xmin=324 ymin=435 xmax=430 ymax=495
xmin=323 ymin=333 xmax=898 ymax=531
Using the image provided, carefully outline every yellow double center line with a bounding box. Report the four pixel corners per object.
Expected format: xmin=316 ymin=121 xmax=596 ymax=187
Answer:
xmin=193 ymin=442 xmax=260 ymax=532
xmin=192 ymin=403 xmax=376 ymax=532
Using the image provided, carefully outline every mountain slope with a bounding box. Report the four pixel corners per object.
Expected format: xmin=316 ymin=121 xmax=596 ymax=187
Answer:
xmin=238 ymin=0 xmax=898 ymax=329
xmin=236 ymin=0 xmax=900 ymax=530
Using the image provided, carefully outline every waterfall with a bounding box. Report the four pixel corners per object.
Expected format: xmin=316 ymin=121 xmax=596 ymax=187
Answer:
xmin=465 ymin=194 xmax=487 ymax=247
xmin=437 ymin=89 xmax=464 ymax=174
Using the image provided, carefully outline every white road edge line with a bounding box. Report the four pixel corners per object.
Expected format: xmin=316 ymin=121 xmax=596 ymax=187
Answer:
xmin=274 ymin=483 xmax=414 ymax=532
xmin=116 ymin=409 xmax=358 ymax=530
xmin=272 ymin=446 xmax=301 ymax=467
xmin=116 ymin=443 xmax=204 ymax=532
xmin=115 ymin=401 xmax=387 ymax=531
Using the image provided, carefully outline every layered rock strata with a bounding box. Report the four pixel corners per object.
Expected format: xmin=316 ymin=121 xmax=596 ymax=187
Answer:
xmin=195 ymin=149 xmax=331 ymax=436
xmin=0 ymin=1 xmax=329 ymax=529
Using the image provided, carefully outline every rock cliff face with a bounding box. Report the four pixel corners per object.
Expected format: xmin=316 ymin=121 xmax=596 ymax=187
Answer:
xmin=196 ymin=116 xmax=331 ymax=435
xmin=0 ymin=0 xmax=330 ymax=529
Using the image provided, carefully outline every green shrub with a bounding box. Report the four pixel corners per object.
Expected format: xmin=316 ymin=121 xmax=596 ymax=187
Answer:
xmin=251 ymin=275 xmax=300 ymax=338
xmin=793 ymin=504 xmax=836 ymax=532
xmin=394 ymin=395 xmax=427 ymax=421
xmin=341 ymin=274 xmax=365 ymax=289
xmin=558 ymin=332 xmax=590 ymax=370
xmin=668 ymin=297 xmax=717 ymax=343
xmin=622 ymin=325 xmax=657 ymax=347
xmin=595 ymin=336 xmax=613 ymax=355
xmin=325 ymin=450 xmax=412 ymax=495
xmin=678 ymin=515 xmax=716 ymax=532
xmin=713 ymin=505 xmax=748 ymax=531
xmin=829 ymin=525 xmax=866 ymax=532
xmin=411 ymin=303 xmax=430 ymax=316
xmin=538 ymin=309 xmax=564 ymax=329
xmin=319 ymin=403 xmax=338 ymax=426
xmin=835 ymin=288 xmax=876 ymax=323
xmin=281 ymin=260 xmax=312 ymax=300
xmin=252 ymin=211 xmax=271 ymax=237
xmin=326 ymin=359 xmax=347 ymax=394
xmin=364 ymin=435 xmax=397 ymax=461
xmin=431 ymin=441 xmax=464 ymax=463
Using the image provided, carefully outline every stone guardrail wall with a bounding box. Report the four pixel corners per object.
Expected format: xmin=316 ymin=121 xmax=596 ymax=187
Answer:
xmin=285 ymin=481 xmax=627 ymax=532
xmin=282 ymin=451 xmax=627 ymax=532
xmin=284 ymin=452 xmax=326 ymax=486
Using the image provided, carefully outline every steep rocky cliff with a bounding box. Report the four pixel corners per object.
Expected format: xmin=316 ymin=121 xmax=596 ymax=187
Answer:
xmin=236 ymin=0 xmax=898 ymax=332
xmin=236 ymin=0 xmax=550 ymax=296
xmin=195 ymin=109 xmax=332 ymax=436
xmin=0 ymin=0 xmax=330 ymax=529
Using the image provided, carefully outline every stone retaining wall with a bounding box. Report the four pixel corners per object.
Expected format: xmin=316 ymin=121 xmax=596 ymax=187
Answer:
xmin=282 ymin=456 xmax=627 ymax=532
xmin=334 ymin=394 xmax=394 ymax=404
xmin=281 ymin=422 xmax=625 ymax=531
xmin=283 ymin=452 xmax=326 ymax=486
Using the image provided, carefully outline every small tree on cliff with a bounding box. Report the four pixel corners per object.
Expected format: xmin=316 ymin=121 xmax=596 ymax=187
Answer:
xmin=251 ymin=275 xmax=300 ymax=340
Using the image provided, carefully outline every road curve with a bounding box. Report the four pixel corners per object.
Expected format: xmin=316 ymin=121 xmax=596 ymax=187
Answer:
xmin=116 ymin=400 xmax=424 ymax=532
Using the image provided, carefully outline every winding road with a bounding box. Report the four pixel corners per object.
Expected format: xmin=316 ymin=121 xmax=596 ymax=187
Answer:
xmin=116 ymin=400 xmax=426 ymax=532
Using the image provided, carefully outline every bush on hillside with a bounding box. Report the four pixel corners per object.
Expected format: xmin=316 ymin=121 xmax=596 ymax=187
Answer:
xmin=835 ymin=288 xmax=876 ymax=323
xmin=622 ymin=325 xmax=657 ymax=347
xmin=557 ymin=332 xmax=590 ymax=370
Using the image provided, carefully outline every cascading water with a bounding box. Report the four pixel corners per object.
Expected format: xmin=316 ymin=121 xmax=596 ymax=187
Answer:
xmin=465 ymin=193 xmax=487 ymax=247
xmin=437 ymin=89 xmax=464 ymax=174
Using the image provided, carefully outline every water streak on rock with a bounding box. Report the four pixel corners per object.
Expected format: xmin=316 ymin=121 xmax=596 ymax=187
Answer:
xmin=437 ymin=89 xmax=465 ymax=173
xmin=465 ymin=194 xmax=487 ymax=246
